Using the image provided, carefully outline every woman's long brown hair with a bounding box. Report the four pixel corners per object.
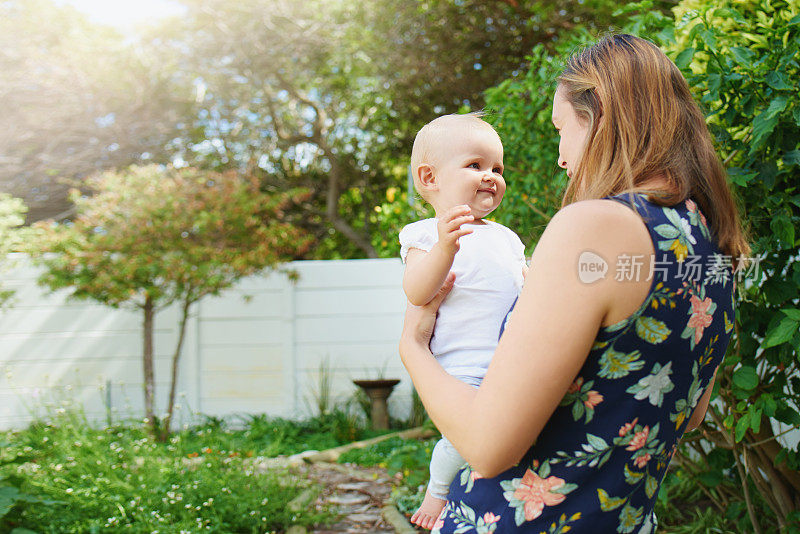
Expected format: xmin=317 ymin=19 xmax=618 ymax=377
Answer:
xmin=558 ymin=34 xmax=750 ymax=262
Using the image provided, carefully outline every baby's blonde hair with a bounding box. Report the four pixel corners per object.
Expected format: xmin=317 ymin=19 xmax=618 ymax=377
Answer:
xmin=410 ymin=112 xmax=497 ymax=203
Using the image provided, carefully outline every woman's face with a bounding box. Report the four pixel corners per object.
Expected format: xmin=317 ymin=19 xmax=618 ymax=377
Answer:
xmin=551 ymin=85 xmax=590 ymax=179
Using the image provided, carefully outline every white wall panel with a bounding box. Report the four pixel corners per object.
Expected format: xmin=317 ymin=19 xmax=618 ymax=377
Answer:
xmin=0 ymin=255 xmax=409 ymax=430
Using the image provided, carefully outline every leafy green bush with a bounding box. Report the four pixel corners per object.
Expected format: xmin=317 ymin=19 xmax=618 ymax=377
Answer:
xmin=661 ymin=1 xmax=800 ymax=530
xmin=0 ymin=438 xmax=57 ymax=534
xmin=473 ymin=0 xmax=800 ymax=531
xmin=0 ymin=193 xmax=30 ymax=310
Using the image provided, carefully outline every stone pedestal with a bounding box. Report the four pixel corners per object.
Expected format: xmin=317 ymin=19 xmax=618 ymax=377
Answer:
xmin=353 ymin=379 xmax=400 ymax=430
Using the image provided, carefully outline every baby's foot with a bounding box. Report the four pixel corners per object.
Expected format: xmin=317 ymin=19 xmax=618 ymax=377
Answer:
xmin=410 ymin=489 xmax=446 ymax=530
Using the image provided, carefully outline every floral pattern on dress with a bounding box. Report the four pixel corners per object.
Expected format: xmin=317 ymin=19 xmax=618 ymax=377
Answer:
xmin=500 ymin=460 xmax=577 ymax=526
xmin=679 ymin=280 xmax=717 ymax=350
xmin=626 ymin=361 xmax=674 ymax=407
xmin=654 ymin=207 xmax=697 ymax=262
xmin=559 ymin=377 xmax=604 ymax=423
xmin=434 ymin=194 xmax=734 ymax=533
xmin=436 ymin=501 xmax=502 ymax=533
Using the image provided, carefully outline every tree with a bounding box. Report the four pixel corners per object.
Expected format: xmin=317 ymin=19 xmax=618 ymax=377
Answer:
xmin=0 ymin=0 xmax=195 ymax=224
xmin=153 ymin=0 xmax=629 ymax=259
xmin=153 ymin=0 xmax=385 ymax=257
xmin=28 ymin=165 xmax=311 ymax=440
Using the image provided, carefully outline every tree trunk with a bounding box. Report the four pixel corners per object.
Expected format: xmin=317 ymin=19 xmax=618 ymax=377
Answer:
xmin=159 ymin=297 xmax=192 ymax=442
xmin=325 ymin=154 xmax=378 ymax=258
xmin=142 ymin=294 xmax=156 ymax=436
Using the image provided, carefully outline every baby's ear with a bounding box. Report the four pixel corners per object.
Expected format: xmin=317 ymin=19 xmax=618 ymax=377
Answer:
xmin=417 ymin=164 xmax=437 ymax=192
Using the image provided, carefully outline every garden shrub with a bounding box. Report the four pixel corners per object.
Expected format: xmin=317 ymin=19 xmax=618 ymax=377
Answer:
xmin=479 ymin=0 xmax=800 ymax=530
xmin=662 ymin=1 xmax=800 ymax=531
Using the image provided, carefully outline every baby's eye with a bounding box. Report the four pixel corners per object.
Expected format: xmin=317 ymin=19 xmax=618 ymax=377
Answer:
xmin=493 ymin=167 xmax=503 ymax=174
xmin=468 ymin=162 xmax=480 ymax=169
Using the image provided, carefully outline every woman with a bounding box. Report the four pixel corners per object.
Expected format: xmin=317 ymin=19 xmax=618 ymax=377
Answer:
xmin=399 ymin=34 xmax=750 ymax=533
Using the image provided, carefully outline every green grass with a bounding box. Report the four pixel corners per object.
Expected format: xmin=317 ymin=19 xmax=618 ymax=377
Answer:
xmin=0 ymin=409 xmax=365 ymax=533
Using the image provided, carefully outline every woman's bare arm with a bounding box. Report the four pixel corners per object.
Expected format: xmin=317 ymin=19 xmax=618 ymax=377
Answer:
xmin=400 ymin=199 xmax=655 ymax=477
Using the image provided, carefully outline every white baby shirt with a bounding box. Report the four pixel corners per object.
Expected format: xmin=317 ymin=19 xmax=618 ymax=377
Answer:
xmin=399 ymin=218 xmax=527 ymax=380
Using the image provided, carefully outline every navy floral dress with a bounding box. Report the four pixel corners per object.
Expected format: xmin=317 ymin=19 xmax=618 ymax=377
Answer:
xmin=433 ymin=193 xmax=736 ymax=533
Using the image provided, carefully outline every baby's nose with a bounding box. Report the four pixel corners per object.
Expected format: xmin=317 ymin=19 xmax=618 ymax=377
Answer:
xmin=558 ymin=157 xmax=568 ymax=169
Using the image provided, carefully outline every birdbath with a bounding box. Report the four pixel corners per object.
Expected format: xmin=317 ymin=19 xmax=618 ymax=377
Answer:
xmin=353 ymin=379 xmax=401 ymax=430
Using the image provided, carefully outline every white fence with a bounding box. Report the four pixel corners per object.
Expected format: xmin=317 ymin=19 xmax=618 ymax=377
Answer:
xmin=0 ymin=255 xmax=411 ymax=430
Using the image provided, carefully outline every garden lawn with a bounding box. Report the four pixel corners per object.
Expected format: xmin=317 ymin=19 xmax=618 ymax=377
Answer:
xmin=0 ymin=409 xmax=397 ymax=533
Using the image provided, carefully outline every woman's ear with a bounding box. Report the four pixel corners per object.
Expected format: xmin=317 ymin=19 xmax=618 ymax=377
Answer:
xmin=417 ymin=164 xmax=437 ymax=193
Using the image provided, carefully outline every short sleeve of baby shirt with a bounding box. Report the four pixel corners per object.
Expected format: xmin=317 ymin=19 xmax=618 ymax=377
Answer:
xmin=399 ymin=219 xmax=437 ymax=264
xmin=492 ymin=221 xmax=527 ymax=264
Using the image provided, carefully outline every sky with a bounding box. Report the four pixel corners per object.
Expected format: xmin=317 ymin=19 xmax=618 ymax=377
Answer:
xmin=54 ymin=0 xmax=186 ymax=31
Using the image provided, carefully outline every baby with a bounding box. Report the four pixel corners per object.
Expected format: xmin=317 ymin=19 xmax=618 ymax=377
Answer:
xmin=399 ymin=113 xmax=527 ymax=528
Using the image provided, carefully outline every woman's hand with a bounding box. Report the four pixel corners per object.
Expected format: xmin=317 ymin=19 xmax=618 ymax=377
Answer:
xmin=401 ymin=271 xmax=456 ymax=349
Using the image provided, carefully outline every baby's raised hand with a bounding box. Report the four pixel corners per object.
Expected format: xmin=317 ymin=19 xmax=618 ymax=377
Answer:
xmin=436 ymin=205 xmax=474 ymax=256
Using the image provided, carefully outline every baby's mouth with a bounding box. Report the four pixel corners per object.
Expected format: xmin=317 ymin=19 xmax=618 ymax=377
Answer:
xmin=477 ymin=188 xmax=495 ymax=195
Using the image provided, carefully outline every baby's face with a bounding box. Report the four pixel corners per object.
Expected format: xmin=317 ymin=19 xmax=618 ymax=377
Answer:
xmin=431 ymin=126 xmax=505 ymax=220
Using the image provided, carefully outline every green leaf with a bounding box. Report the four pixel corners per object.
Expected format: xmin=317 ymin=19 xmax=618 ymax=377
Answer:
xmin=0 ymin=486 xmax=19 ymax=517
xmin=700 ymin=29 xmax=718 ymax=52
xmin=771 ymin=215 xmax=796 ymax=247
xmin=697 ymin=470 xmax=723 ymax=487
xmin=789 ymin=14 xmax=800 ymax=25
xmin=783 ymin=150 xmax=800 ymax=166
xmin=723 ymin=413 xmax=735 ymax=428
xmin=732 ymin=366 xmax=759 ymax=390
xmin=766 ymin=71 xmax=794 ymax=91
xmin=706 ymin=73 xmax=721 ymax=95
xmin=734 ymin=414 xmax=750 ymax=441
xmin=674 ymin=47 xmax=695 ymax=69
xmin=727 ymin=167 xmax=758 ymax=187
xmin=752 ymin=96 xmax=789 ymax=149
xmin=729 ymin=46 xmax=755 ymax=66
xmin=725 ymin=7 xmax=748 ymax=24
xmin=10 ymin=529 xmax=40 ymax=534
xmin=763 ymin=317 xmax=799 ymax=348
xmin=781 ymin=309 xmax=800 ymax=321
xmin=775 ymin=404 xmax=800 ymax=427
xmin=749 ymin=408 xmax=762 ymax=433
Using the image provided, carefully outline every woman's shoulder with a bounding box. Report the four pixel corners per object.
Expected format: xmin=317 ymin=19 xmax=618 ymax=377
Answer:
xmin=547 ymin=198 xmax=649 ymax=246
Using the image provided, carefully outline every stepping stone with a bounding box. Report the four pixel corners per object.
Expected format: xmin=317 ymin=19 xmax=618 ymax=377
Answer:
xmin=336 ymin=482 xmax=371 ymax=491
xmin=328 ymin=493 xmax=370 ymax=506
xmin=347 ymin=513 xmax=382 ymax=523
xmin=349 ymin=504 xmax=372 ymax=513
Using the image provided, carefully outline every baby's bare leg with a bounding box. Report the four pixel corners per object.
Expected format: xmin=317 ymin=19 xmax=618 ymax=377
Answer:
xmin=411 ymin=437 xmax=466 ymax=529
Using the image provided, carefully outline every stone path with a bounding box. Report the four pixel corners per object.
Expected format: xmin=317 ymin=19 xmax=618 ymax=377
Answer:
xmin=293 ymin=461 xmax=416 ymax=533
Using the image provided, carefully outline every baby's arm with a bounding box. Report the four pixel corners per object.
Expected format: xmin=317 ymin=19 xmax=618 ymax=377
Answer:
xmin=403 ymin=205 xmax=474 ymax=306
